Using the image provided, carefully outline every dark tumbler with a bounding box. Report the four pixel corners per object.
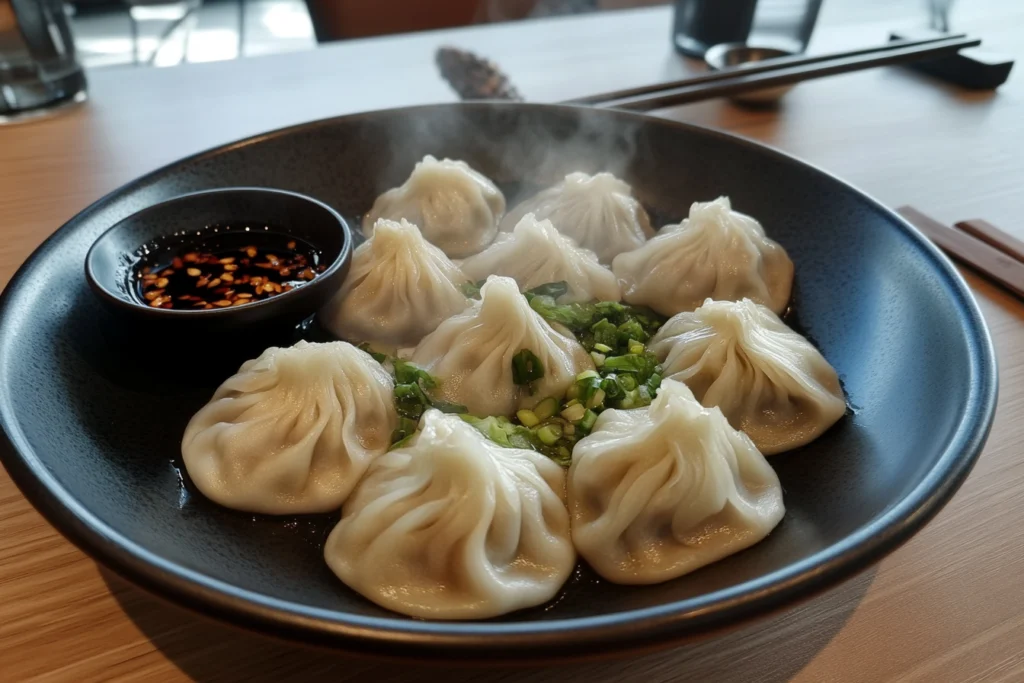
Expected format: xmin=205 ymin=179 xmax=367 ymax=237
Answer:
xmin=672 ymin=0 xmax=758 ymax=58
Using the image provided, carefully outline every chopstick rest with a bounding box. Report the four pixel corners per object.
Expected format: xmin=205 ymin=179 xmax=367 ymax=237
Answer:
xmin=897 ymin=206 xmax=1024 ymax=299
xmin=890 ymin=30 xmax=1014 ymax=89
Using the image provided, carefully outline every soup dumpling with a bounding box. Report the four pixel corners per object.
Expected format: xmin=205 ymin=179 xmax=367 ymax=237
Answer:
xmin=649 ymin=298 xmax=846 ymax=454
xmin=568 ymin=379 xmax=785 ymax=585
xmin=324 ymin=409 xmax=575 ymax=619
xmin=500 ymin=172 xmax=654 ymax=263
xmin=362 ymin=155 xmax=505 ymax=258
xmin=320 ymin=218 xmax=471 ymax=349
xmin=181 ymin=341 xmax=397 ymax=515
xmin=402 ymin=275 xmax=594 ymax=417
xmin=460 ymin=212 xmax=620 ymax=303
xmin=613 ymin=197 xmax=793 ymax=316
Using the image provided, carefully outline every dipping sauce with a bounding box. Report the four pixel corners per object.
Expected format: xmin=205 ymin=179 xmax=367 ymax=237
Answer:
xmin=133 ymin=226 xmax=326 ymax=310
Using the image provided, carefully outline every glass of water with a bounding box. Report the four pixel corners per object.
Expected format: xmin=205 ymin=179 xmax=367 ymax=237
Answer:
xmin=0 ymin=0 xmax=87 ymax=122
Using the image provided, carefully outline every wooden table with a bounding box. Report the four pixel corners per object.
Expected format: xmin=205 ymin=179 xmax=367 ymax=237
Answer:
xmin=2 ymin=1 xmax=1023 ymax=680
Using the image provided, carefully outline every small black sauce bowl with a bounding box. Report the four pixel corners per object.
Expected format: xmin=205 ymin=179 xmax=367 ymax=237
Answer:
xmin=85 ymin=188 xmax=351 ymax=369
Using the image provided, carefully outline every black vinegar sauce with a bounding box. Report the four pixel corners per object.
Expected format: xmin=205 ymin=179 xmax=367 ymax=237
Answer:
xmin=133 ymin=226 xmax=325 ymax=310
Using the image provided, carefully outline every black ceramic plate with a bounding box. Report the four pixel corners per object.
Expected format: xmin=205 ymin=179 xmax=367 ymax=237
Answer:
xmin=0 ymin=104 xmax=997 ymax=660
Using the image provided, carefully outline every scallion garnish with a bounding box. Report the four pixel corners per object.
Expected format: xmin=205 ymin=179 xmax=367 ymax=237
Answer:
xmin=511 ymin=348 xmax=545 ymax=388
xmin=460 ymin=280 xmax=486 ymax=299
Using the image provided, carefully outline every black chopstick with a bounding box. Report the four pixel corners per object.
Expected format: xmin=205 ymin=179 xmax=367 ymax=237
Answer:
xmin=565 ymin=34 xmax=968 ymax=106
xmin=572 ymin=35 xmax=980 ymax=111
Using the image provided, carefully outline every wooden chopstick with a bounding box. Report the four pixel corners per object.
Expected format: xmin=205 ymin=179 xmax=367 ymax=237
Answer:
xmin=897 ymin=206 xmax=1024 ymax=298
xmin=954 ymin=219 xmax=1024 ymax=264
xmin=582 ymin=36 xmax=980 ymax=111
xmin=564 ymin=34 xmax=968 ymax=106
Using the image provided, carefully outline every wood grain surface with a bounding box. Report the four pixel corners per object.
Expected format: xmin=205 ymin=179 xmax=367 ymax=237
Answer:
xmin=1 ymin=1 xmax=1023 ymax=681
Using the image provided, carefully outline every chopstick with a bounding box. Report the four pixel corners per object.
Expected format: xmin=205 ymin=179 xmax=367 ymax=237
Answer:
xmin=576 ymin=35 xmax=980 ymax=111
xmin=897 ymin=206 xmax=1024 ymax=299
xmin=954 ymin=219 xmax=1024 ymax=264
xmin=565 ymin=34 xmax=969 ymax=106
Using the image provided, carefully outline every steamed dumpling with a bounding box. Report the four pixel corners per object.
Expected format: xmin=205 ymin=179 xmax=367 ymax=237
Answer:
xmin=324 ymin=409 xmax=575 ymax=619
xmin=319 ymin=218 xmax=471 ymax=348
xmin=649 ymin=298 xmax=846 ymax=455
xmin=362 ymin=155 xmax=505 ymax=258
xmin=460 ymin=213 xmax=620 ymax=303
xmin=613 ymin=197 xmax=794 ymax=316
xmin=181 ymin=341 xmax=397 ymax=515
xmin=500 ymin=172 xmax=654 ymax=263
xmin=402 ymin=275 xmax=594 ymax=416
xmin=568 ymin=379 xmax=785 ymax=585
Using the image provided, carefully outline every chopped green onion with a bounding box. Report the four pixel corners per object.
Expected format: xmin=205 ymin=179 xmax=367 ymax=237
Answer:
xmin=460 ymin=280 xmax=485 ymax=298
xmin=511 ymin=348 xmax=545 ymax=387
xmin=527 ymin=295 xmax=591 ymax=327
xmin=394 ymin=382 xmax=432 ymax=419
xmin=586 ymin=388 xmax=606 ymax=409
xmin=620 ymin=388 xmax=641 ymax=409
xmin=517 ymin=409 xmax=540 ymax=427
xmin=389 ymin=416 xmax=420 ymax=447
xmin=536 ymin=424 xmax=563 ymax=445
xmin=618 ymin=319 xmax=648 ymax=345
xmin=357 ymin=342 xmax=388 ymax=363
xmin=487 ymin=423 xmax=513 ymax=447
xmin=590 ymin=318 xmax=619 ymax=348
xmin=563 ymin=423 xmax=576 ymax=436
xmin=603 ymin=353 xmax=656 ymax=375
xmin=575 ymin=372 xmax=602 ymax=403
xmin=628 ymin=339 xmax=645 ymax=355
xmin=593 ymin=342 xmax=613 ymax=354
xmin=389 ymin=433 xmax=416 ymax=450
xmin=524 ymin=291 xmax=667 ymax=343
xmin=590 ymin=351 xmax=606 ymax=366
xmin=533 ymin=397 xmax=559 ymax=420
xmin=525 ymin=281 xmax=569 ymax=299
xmin=393 ymin=360 xmax=437 ymax=388
xmin=561 ymin=403 xmax=586 ymax=422
xmin=565 ymin=382 xmax=580 ymax=400
xmin=432 ymin=400 xmax=468 ymax=414
xmin=507 ymin=431 xmax=536 ymax=450
xmin=601 ymin=375 xmax=623 ymax=400
xmin=618 ymin=374 xmax=638 ymax=391
xmin=579 ymin=409 xmax=599 ymax=433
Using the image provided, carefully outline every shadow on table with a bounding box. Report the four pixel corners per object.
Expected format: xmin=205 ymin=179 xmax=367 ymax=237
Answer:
xmin=102 ymin=566 xmax=875 ymax=682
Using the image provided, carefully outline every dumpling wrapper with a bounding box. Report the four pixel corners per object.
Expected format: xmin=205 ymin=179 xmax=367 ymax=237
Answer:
xmin=401 ymin=275 xmax=594 ymax=417
xmin=613 ymin=196 xmax=794 ymax=316
xmin=319 ymin=218 xmax=471 ymax=349
xmin=460 ymin=212 xmax=620 ymax=303
xmin=649 ymin=298 xmax=846 ymax=454
xmin=181 ymin=341 xmax=397 ymax=515
xmin=500 ymin=172 xmax=654 ymax=263
xmin=362 ymin=155 xmax=505 ymax=258
xmin=568 ymin=379 xmax=785 ymax=585
xmin=324 ymin=409 xmax=575 ymax=620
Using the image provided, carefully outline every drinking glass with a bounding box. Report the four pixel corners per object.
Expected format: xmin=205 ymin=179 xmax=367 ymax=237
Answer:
xmin=0 ymin=0 xmax=87 ymax=122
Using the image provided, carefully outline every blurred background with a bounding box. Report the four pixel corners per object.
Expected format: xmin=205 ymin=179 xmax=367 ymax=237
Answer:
xmin=69 ymin=0 xmax=669 ymax=69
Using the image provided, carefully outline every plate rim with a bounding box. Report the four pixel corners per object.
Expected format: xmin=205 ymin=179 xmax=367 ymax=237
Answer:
xmin=0 ymin=102 xmax=999 ymax=659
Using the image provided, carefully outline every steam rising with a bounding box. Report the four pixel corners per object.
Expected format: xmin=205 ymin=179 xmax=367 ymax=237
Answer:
xmin=366 ymin=104 xmax=651 ymax=209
